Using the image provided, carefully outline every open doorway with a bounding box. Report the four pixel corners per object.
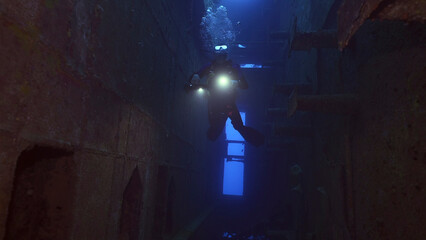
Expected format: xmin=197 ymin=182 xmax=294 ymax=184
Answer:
xmin=164 ymin=178 xmax=176 ymax=236
xmin=223 ymin=112 xmax=246 ymax=196
xmin=151 ymin=166 xmax=169 ymax=239
xmin=4 ymin=146 xmax=75 ymax=240
xmin=119 ymin=167 xmax=144 ymax=240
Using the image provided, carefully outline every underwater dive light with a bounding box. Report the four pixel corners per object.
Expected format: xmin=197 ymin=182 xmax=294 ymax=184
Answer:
xmin=217 ymin=75 xmax=231 ymax=88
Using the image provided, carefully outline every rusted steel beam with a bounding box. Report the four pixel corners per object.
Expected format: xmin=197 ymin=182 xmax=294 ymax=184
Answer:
xmin=291 ymin=30 xmax=338 ymax=50
xmin=372 ymin=0 xmax=426 ymax=22
xmin=287 ymin=89 xmax=359 ymax=117
xmin=338 ymin=0 xmax=385 ymax=50
xmin=338 ymin=0 xmax=426 ymax=50
xmin=274 ymin=125 xmax=312 ymax=137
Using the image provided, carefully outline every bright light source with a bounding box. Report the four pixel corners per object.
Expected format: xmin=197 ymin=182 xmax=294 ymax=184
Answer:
xmin=228 ymin=142 xmax=245 ymax=156
xmin=197 ymin=88 xmax=204 ymax=94
xmin=238 ymin=44 xmax=246 ymax=48
xmin=223 ymin=158 xmax=244 ymax=196
xmin=240 ymin=64 xmax=263 ymax=69
xmin=223 ymin=111 xmax=246 ymax=196
xmin=217 ymin=75 xmax=230 ymax=88
xmin=215 ymin=45 xmax=228 ymax=51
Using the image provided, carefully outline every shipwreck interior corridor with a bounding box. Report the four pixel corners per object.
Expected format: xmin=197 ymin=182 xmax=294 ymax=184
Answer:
xmin=0 ymin=0 xmax=425 ymax=240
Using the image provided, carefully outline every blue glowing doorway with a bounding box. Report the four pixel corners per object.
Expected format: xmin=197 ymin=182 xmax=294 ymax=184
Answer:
xmin=222 ymin=113 xmax=245 ymax=196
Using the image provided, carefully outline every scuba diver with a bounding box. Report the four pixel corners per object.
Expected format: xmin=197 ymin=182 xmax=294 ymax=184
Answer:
xmin=184 ymin=50 xmax=265 ymax=147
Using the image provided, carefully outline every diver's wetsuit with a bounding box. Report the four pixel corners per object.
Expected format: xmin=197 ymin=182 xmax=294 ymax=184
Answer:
xmin=190 ymin=59 xmax=264 ymax=147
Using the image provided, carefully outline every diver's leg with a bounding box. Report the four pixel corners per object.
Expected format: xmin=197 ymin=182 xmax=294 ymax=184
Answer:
xmin=228 ymin=104 xmax=245 ymax=132
xmin=206 ymin=103 xmax=227 ymax=141
xmin=229 ymin=104 xmax=265 ymax=147
xmin=207 ymin=118 xmax=226 ymax=140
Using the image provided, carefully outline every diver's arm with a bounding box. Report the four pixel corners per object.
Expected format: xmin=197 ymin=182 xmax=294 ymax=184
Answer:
xmin=184 ymin=73 xmax=208 ymax=92
xmin=185 ymin=63 xmax=212 ymax=92
xmin=184 ymin=82 xmax=208 ymax=92
xmin=184 ymin=82 xmax=195 ymax=92
xmin=234 ymin=64 xmax=248 ymax=89
xmin=184 ymin=74 xmax=198 ymax=92
xmin=196 ymin=63 xmax=212 ymax=79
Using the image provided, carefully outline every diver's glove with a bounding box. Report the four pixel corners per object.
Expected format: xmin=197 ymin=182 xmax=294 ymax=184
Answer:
xmin=184 ymin=74 xmax=201 ymax=93
xmin=184 ymin=82 xmax=193 ymax=93
xmin=191 ymin=74 xmax=201 ymax=84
